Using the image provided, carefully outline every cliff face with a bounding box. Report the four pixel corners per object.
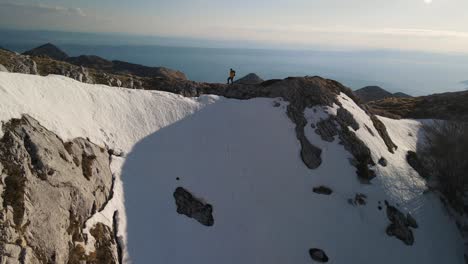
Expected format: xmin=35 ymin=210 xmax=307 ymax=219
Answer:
xmin=0 ymin=115 xmax=119 ymax=263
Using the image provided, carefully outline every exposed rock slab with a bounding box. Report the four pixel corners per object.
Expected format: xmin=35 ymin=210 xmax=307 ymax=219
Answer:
xmin=0 ymin=115 xmax=117 ymax=263
xmin=174 ymin=187 xmax=214 ymax=226
xmin=385 ymin=202 xmax=418 ymax=245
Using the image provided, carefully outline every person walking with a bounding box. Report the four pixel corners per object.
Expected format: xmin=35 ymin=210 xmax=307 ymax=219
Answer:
xmin=227 ymin=68 xmax=236 ymax=84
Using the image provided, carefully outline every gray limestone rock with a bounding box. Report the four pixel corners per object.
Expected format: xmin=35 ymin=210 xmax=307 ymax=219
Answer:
xmin=0 ymin=115 xmax=117 ymax=263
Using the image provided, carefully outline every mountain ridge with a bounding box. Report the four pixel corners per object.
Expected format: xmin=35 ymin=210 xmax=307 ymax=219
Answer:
xmin=354 ymin=86 xmax=412 ymax=103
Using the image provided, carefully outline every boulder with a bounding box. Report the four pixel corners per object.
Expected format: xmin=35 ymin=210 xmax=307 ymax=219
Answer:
xmin=309 ymin=248 xmax=329 ymax=262
xmin=385 ymin=202 xmax=418 ymax=245
xmin=174 ymin=187 xmax=214 ymax=226
xmin=313 ymin=186 xmax=333 ymax=195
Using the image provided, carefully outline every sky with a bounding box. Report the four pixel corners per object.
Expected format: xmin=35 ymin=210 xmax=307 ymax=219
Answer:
xmin=1 ymin=0 xmax=468 ymax=53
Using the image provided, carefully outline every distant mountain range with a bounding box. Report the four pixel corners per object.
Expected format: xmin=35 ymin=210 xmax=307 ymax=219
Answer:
xmin=354 ymin=86 xmax=412 ymax=103
xmin=21 ymin=43 xmax=186 ymax=80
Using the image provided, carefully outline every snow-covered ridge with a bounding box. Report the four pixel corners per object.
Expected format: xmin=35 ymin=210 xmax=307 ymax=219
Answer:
xmin=0 ymin=72 xmax=464 ymax=263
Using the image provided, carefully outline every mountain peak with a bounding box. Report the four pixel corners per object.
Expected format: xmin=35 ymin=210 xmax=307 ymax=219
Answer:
xmin=354 ymin=86 xmax=411 ymax=103
xmin=23 ymin=43 xmax=69 ymax=61
xmin=234 ymin=73 xmax=264 ymax=85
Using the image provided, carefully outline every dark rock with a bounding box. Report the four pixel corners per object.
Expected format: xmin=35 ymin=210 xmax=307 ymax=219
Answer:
xmin=313 ymin=186 xmax=333 ymax=195
xmin=273 ymin=101 xmax=281 ymax=107
xmin=354 ymin=193 xmax=367 ymax=205
xmin=315 ymin=118 xmax=338 ymax=142
xmin=406 ymin=213 xmax=418 ymax=229
xmin=378 ymin=157 xmax=388 ymax=167
xmin=173 ymin=187 xmax=214 ymax=226
xmin=365 ymin=125 xmax=375 ymax=136
xmin=338 ymin=127 xmax=376 ymax=183
xmin=108 ymin=148 xmax=125 ymax=157
xmin=371 ymin=115 xmax=398 ymax=153
xmin=336 ymin=107 xmax=360 ymax=131
xmin=406 ymin=151 xmax=426 ymax=178
xmin=385 ymin=203 xmax=416 ymax=245
xmin=309 ymin=248 xmax=329 ymax=262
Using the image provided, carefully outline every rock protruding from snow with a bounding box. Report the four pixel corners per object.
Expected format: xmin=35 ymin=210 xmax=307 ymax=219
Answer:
xmin=0 ymin=49 xmax=38 ymax=75
xmin=339 ymin=126 xmax=376 ymax=183
xmin=0 ymin=115 xmax=118 ymax=263
xmin=174 ymin=187 xmax=214 ymax=226
xmin=234 ymin=73 xmax=264 ymax=85
xmin=309 ymin=248 xmax=329 ymax=262
xmin=336 ymin=107 xmax=360 ymax=131
xmin=385 ymin=202 xmax=418 ymax=245
xmin=378 ymin=157 xmax=388 ymax=167
xmin=315 ymin=118 xmax=339 ymax=142
xmin=370 ymin=115 xmax=397 ymax=153
xmin=313 ymin=186 xmax=333 ymax=195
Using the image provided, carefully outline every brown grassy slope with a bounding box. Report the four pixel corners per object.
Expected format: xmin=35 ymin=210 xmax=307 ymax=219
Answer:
xmin=368 ymin=90 xmax=468 ymax=121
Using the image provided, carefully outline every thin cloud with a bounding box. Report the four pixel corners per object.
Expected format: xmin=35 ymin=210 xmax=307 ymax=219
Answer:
xmin=234 ymin=25 xmax=468 ymax=39
xmin=0 ymin=1 xmax=86 ymax=17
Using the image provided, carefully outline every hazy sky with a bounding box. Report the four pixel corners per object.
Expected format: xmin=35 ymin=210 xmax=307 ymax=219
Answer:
xmin=1 ymin=0 xmax=468 ymax=53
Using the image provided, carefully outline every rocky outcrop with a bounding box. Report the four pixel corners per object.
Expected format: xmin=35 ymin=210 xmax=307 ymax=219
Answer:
xmin=0 ymin=49 xmax=38 ymax=75
xmin=0 ymin=115 xmax=118 ymax=263
xmin=339 ymin=125 xmax=376 ymax=183
xmin=378 ymin=157 xmax=388 ymax=167
xmin=23 ymin=43 xmax=69 ymax=61
xmin=309 ymin=248 xmax=329 ymax=262
xmin=234 ymin=73 xmax=264 ymax=85
xmin=315 ymin=118 xmax=338 ymax=142
xmin=174 ymin=187 xmax=214 ymax=226
xmin=385 ymin=201 xmax=418 ymax=245
xmin=370 ymin=115 xmax=397 ymax=153
xmin=313 ymin=186 xmax=333 ymax=195
xmin=336 ymin=108 xmax=360 ymax=131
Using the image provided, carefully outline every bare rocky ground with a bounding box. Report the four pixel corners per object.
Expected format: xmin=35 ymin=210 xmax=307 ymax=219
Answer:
xmin=0 ymin=115 xmax=120 ymax=263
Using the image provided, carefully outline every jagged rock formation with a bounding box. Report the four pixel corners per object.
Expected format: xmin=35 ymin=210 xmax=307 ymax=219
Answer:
xmin=234 ymin=73 xmax=264 ymax=85
xmin=23 ymin=43 xmax=69 ymax=61
xmin=309 ymin=248 xmax=329 ymax=262
xmin=354 ymin=86 xmax=411 ymax=103
xmin=173 ymin=187 xmax=214 ymax=226
xmin=385 ymin=201 xmax=418 ymax=245
xmin=0 ymin=49 xmax=38 ymax=75
xmin=0 ymin=115 xmax=118 ymax=263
